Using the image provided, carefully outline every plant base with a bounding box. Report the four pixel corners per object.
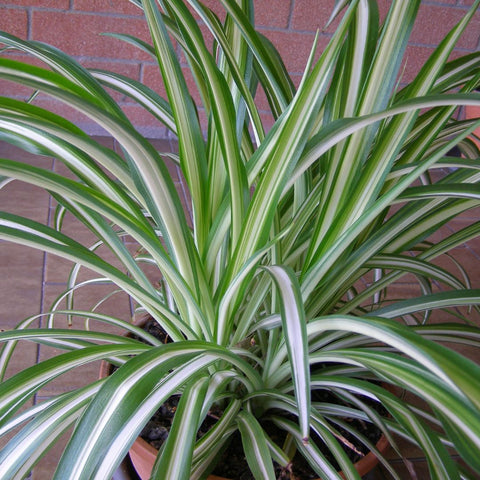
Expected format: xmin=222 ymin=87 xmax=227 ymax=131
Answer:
xmin=128 ymin=430 xmax=389 ymax=480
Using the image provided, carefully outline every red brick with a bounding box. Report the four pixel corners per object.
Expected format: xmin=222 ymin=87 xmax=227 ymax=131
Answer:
xmin=0 ymin=8 xmax=28 ymax=39
xmin=259 ymin=111 xmax=274 ymax=135
xmin=0 ymin=53 xmax=42 ymax=98
xmin=142 ymin=63 xmax=169 ymax=99
xmin=465 ymin=105 xmax=480 ymax=149
xmin=399 ymin=44 xmax=472 ymax=86
xmin=425 ymin=0 xmax=459 ymax=4
xmin=0 ymin=76 xmax=35 ymax=99
xmin=255 ymin=0 xmax=291 ymax=29
xmin=292 ymin=0 xmax=392 ymax=36
xmin=143 ymin=60 xmax=212 ymax=108
xmin=253 ymin=83 xmax=272 ymax=113
xmin=31 ymin=11 xmax=151 ymax=61
xmin=191 ymin=23 xmax=216 ymax=57
xmin=82 ymin=59 xmax=141 ymax=102
xmin=399 ymin=45 xmax=437 ymax=84
xmin=143 ymin=62 xmax=207 ymax=132
xmin=72 ymin=0 xmax=222 ymax=21
xmin=191 ymin=0 xmax=226 ymax=22
xmin=121 ymin=102 xmax=168 ymax=133
xmin=73 ymin=0 xmax=143 ymax=16
xmin=291 ymin=0 xmax=337 ymax=33
xmin=2 ymin=1 xmax=69 ymax=8
xmin=83 ymin=59 xmax=140 ymax=80
xmin=2 ymin=0 xmax=479 ymax=138
xmin=377 ymin=0 xmax=400 ymax=21
xmin=411 ymin=4 xmax=479 ymax=50
xmin=458 ymin=9 xmax=480 ymax=50
xmin=33 ymin=95 xmax=100 ymax=131
xmin=253 ymin=72 xmax=301 ymax=114
xmin=262 ymin=30 xmax=327 ymax=74
xmin=196 ymin=107 xmax=208 ymax=135
xmin=181 ymin=65 xmax=206 ymax=107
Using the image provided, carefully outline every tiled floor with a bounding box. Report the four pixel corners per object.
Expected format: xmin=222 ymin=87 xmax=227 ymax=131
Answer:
xmin=0 ymin=137 xmax=181 ymax=479
xmin=1 ymin=137 xmax=480 ymax=479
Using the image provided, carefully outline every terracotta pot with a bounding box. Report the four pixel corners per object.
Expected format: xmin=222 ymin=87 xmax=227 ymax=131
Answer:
xmin=98 ymin=360 xmax=233 ymax=480
xmin=465 ymin=103 xmax=480 ymax=148
xmin=99 ymin=317 xmax=390 ymax=479
xmin=130 ymin=438 xmax=231 ymax=479
xmin=129 ymin=430 xmax=389 ymax=480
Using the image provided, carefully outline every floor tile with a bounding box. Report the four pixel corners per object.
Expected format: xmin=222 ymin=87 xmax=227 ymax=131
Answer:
xmin=1 ymin=341 xmax=39 ymax=381
xmin=0 ymin=242 xmax=44 ymax=329
xmin=30 ymin=427 xmax=72 ymax=480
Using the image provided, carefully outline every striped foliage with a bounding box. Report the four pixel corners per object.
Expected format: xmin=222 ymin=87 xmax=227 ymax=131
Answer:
xmin=1 ymin=0 xmax=480 ymax=478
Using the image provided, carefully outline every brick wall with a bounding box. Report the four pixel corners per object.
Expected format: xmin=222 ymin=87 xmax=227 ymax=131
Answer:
xmin=0 ymin=0 xmax=479 ymax=138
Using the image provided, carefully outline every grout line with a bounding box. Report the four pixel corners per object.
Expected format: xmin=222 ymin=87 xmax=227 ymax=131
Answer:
xmin=287 ymin=0 xmax=295 ymax=29
xmin=26 ymin=7 xmax=32 ymax=41
xmin=33 ymin=156 xmax=56 ymax=410
xmin=421 ymin=1 xmax=471 ymax=8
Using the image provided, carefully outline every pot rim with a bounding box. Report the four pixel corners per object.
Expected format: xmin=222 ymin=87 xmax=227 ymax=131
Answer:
xmin=99 ymin=315 xmax=390 ymax=480
xmin=129 ymin=431 xmax=389 ymax=480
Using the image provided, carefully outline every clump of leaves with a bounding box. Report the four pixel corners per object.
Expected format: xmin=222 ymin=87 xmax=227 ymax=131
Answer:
xmin=1 ymin=1 xmax=480 ymax=479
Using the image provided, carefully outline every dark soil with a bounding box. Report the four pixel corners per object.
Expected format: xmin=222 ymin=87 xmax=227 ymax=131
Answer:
xmin=134 ymin=318 xmax=385 ymax=480
xmin=139 ymin=394 xmax=320 ymax=480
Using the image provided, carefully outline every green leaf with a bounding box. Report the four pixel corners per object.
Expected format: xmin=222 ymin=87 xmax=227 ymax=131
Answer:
xmin=151 ymin=376 xmax=210 ymax=480
xmin=374 ymin=290 xmax=480 ymax=319
xmin=307 ymin=315 xmax=480 ymax=410
xmin=141 ymin=0 xmax=209 ymax=250
xmin=237 ymin=410 xmax=276 ymax=480
xmin=328 ymin=349 xmax=480 ymax=474
xmin=264 ymin=266 xmax=310 ymax=442
xmin=0 ymin=341 xmax=147 ymax=428
xmin=91 ymin=69 xmax=176 ymax=133
xmin=271 ymin=414 xmax=344 ymax=479
xmin=0 ymin=383 xmax=100 ymax=479
xmin=52 ymin=341 xmax=262 ymax=480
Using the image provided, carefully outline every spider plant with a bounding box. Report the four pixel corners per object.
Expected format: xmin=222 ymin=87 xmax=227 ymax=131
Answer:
xmin=1 ymin=0 xmax=480 ymax=478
